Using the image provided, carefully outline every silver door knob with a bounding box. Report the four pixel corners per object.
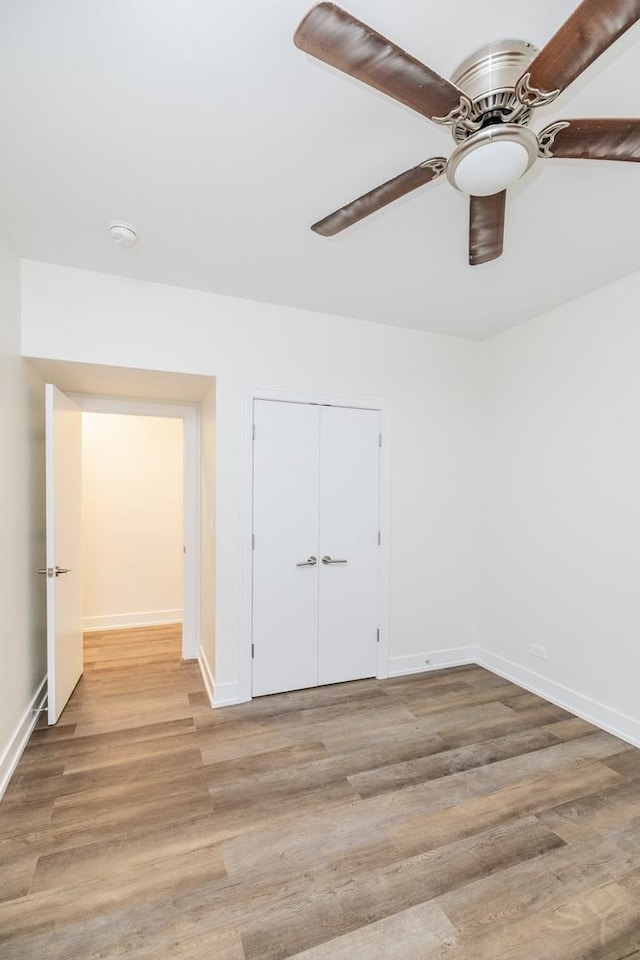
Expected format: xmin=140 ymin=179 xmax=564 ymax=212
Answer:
xmin=296 ymin=556 xmax=318 ymax=567
xmin=322 ymin=556 xmax=348 ymax=565
xmin=55 ymin=566 xmax=71 ymax=576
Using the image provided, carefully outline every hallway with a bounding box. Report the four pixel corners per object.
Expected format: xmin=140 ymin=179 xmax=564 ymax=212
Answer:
xmin=1 ymin=628 xmax=640 ymax=959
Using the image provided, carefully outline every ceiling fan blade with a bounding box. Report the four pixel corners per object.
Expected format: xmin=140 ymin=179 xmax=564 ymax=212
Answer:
xmin=538 ymin=118 xmax=640 ymax=161
xmin=294 ymin=3 xmax=471 ymax=124
xmin=469 ymin=192 xmax=506 ymax=266
xmin=311 ymin=158 xmax=447 ymax=236
xmin=515 ymin=0 xmax=640 ymax=107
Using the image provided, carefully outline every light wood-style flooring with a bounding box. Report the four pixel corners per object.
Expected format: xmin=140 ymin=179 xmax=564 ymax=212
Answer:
xmin=1 ymin=625 xmax=640 ymax=959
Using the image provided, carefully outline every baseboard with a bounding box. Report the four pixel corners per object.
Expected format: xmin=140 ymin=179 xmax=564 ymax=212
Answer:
xmin=197 ymin=648 xmax=243 ymax=709
xmin=212 ymin=680 xmax=243 ymax=708
xmin=198 ymin=646 xmax=215 ymax=707
xmin=0 ymin=677 xmax=47 ymax=800
xmin=476 ymin=647 xmax=640 ymax=749
xmin=83 ymin=610 xmax=183 ymax=632
xmin=388 ymin=646 xmax=477 ymax=678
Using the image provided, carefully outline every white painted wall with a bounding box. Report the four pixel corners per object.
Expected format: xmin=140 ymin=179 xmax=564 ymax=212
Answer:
xmin=20 ymin=260 xmax=482 ymax=691
xmin=82 ymin=412 xmax=183 ymax=631
xmin=479 ymin=269 xmax=640 ymax=738
xmin=0 ymin=239 xmax=46 ymax=794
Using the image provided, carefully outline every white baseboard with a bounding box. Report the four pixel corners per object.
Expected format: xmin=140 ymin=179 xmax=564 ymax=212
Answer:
xmin=212 ymin=679 xmax=244 ymax=708
xmin=197 ymin=648 xmax=243 ymax=709
xmin=388 ymin=646 xmax=476 ymax=678
xmin=198 ymin=646 xmax=215 ymax=707
xmin=83 ymin=610 xmax=183 ymax=632
xmin=476 ymin=647 xmax=640 ymax=749
xmin=0 ymin=677 xmax=47 ymax=800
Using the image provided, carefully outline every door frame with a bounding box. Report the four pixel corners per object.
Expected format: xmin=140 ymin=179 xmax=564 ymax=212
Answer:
xmin=239 ymin=386 xmax=391 ymax=704
xmin=71 ymin=395 xmax=201 ymax=660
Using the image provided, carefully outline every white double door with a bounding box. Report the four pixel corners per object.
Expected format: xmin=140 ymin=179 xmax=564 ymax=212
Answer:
xmin=252 ymin=400 xmax=380 ymax=697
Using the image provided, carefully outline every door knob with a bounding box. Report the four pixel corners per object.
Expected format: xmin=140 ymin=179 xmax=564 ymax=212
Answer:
xmin=296 ymin=556 xmax=318 ymax=567
xmin=322 ymin=556 xmax=348 ymax=565
xmin=55 ymin=566 xmax=71 ymax=576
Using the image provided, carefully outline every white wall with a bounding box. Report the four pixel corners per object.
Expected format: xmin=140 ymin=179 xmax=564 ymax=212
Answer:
xmin=20 ymin=260 xmax=482 ymax=691
xmin=0 ymin=240 xmax=46 ymax=795
xmin=81 ymin=413 xmax=183 ymax=631
xmin=479 ymin=269 xmax=640 ymax=741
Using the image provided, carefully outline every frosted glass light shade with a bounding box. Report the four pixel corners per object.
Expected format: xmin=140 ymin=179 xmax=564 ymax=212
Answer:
xmin=454 ymin=141 xmax=529 ymax=196
xmin=446 ymin=124 xmax=538 ymax=197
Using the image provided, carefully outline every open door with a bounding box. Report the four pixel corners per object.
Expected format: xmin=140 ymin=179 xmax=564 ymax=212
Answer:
xmin=44 ymin=384 xmax=83 ymax=724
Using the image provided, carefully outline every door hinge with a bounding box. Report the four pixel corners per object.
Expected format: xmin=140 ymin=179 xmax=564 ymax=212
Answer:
xmin=252 ymin=423 xmax=256 ymax=440
xmin=377 ymin=530 xmax=381 ymax=546
xmin=378 ymin=433 xmax=382 ymax=448
xmin=376 ymin=628 xmax=380 ymax=643
xmin=251 ymin=643 xmax=255 ymax=659
xmin=252 ymin=533 xmax=255 ymax=550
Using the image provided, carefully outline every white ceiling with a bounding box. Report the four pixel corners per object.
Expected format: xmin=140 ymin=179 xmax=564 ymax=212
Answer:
xmin=0 ymin=1 xmax=638 ymax=340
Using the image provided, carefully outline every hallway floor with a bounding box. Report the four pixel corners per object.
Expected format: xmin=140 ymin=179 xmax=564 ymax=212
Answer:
xmin=1 ymin=626 xmax=640 ymax=958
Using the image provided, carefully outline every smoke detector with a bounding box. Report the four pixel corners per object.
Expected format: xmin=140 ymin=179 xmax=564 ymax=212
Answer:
xmin=108 ymin=221 xmax=139 ymax=246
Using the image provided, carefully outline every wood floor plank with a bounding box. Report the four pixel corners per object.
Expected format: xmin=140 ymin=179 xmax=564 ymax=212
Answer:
xmin=0 ymin=844 xmax=228 ymax=943
xmin=436 ymin=817 xmax=640 ymax=944
xmin=604 ymin=749 xmax=640 ymax=781
xmin=447 ymin=881 xmax=640 ymax=960
xmin=543 ymin=716 xmax=599 ymax=741
xmin=348 ymin=727 xmax=560 ymax=799
xmin=1 ymin=625 xmax=638 ymax=960
xmin=286 ymin=900 xmax=456 ymax=959
xmin=388 ymin=761 xmax=622 ymax=857
xmin=239 ymin=817 xmax=564 ymax=960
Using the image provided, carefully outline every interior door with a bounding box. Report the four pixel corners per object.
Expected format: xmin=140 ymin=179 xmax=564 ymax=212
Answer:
xmin=44 ymin=384 xmax=83 ymax=724
xmin=252 ymin=400 xmax=320 ymax=697
xmin=318 ymin=406 xmax=380 ymax=685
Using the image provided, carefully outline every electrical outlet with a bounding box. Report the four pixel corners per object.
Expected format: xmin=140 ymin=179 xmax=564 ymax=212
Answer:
xmin=530 ymin=643 xmax=548 ymax=660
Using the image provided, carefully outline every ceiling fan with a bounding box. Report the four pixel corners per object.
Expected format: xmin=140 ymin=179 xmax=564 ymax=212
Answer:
xmin=294 ymin=0 xmax=640 ymax=264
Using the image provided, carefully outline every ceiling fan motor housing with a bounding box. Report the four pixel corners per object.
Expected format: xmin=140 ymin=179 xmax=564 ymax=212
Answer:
xmin=450 ymin=39 xmax=538 ymax=142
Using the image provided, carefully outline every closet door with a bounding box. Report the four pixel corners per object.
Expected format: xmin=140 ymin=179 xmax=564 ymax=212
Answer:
xmin=252 ymin=400 xmax=320 ymax=697
xmin=318 ymin=406 xmax=380 ymax=685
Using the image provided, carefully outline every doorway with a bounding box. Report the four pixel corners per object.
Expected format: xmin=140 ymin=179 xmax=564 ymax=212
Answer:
xmin=73 ymin=396 xmax=201 ymax=661
xmin=81 ymin=411 xmax=184 ymax=652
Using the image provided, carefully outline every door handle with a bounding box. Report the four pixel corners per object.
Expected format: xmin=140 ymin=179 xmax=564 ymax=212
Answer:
xmin=55 ymin=566 xmax=71 ymax=576
xmin=322 ymin=556 xmax=348 ymax=565
xmin=296 ymin=556 xmax=318 ymax=567
xmin=37 ymin=568 xmax=53 ymax=577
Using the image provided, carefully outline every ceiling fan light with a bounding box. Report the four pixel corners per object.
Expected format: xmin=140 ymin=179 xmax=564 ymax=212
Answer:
xmin=454 ymin=141 xmax=530 ymax=195
xmin=446 ymin=124 xmax=538 ymax=197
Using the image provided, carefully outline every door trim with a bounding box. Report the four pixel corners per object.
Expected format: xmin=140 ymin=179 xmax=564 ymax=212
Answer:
xmin=239 ymin=386 xmax=391 ymax=704
xmin=70 ymin=395 xmax=201 ymax=660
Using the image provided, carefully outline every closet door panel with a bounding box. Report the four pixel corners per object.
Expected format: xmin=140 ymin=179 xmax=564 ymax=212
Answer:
xmin=252 ymin=400 xmax=320 ymax=696
xmin=318 ymin=406 xmax=379 ymax=685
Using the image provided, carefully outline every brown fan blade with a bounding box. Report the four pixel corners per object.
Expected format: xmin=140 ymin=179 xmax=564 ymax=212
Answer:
xmin=294 ymin=3 xmax=470 ymax=124
xmin=515 ymin=0 xmax=640 ymax=107
xmin=469 ymin=192 xmax=506 ymax=266
xmin=311 ymin=158 xmax=447 ymax=237
xmin=538 ymin=118 xmax=640 ymax=161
